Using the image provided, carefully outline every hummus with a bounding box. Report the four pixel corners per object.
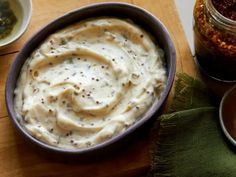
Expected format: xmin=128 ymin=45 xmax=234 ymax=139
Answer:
xmin=14 ymin=18 xmax=166 ymax=149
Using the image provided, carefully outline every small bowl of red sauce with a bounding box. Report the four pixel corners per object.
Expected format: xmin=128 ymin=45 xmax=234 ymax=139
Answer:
xmin=219 ymin=85 xmax=236 ymax=146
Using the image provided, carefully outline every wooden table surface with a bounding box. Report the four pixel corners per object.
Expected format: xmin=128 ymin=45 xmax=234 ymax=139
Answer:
xmin=0 ymin=0 xmax=197 ymax=177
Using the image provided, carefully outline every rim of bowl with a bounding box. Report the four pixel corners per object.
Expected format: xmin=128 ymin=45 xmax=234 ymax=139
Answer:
xmin=193 ymin=55 xmax=236 ymax=84
xmin=5 ymin=2 xmax=176 ymax=155
xmin=0 ymin=0 xmax=32 ymax=48
xmin=219 ymin=85 xmax=236 ymax=146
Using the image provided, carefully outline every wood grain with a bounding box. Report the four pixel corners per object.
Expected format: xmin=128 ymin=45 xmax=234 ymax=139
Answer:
xmin=0 ymin=0 xmax=196 ymax=177
xmin=0 ymin=118 xmax=149 ymax=177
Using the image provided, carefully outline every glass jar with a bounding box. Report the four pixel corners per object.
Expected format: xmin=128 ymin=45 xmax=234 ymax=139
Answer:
xmin=193 ymin=0 xmax=236 ymax=81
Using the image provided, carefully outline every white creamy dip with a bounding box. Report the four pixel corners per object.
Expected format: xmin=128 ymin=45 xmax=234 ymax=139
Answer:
xmin=14 ymin=18 xmax=166 ymax=149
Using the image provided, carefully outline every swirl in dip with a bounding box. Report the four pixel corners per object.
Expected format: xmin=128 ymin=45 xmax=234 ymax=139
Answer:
xmin=14 ymin=18 xmax=166 ymax=149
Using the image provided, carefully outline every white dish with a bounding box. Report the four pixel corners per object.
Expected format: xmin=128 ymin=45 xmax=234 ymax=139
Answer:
xmin=0 ymin=0 xmax=32 ymax=48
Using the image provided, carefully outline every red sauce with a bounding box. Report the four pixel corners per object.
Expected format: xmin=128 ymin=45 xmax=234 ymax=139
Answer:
xmin=222 ymin=87 xmax=236 ymax=140
xmin=212 ymin=0 xmax=236 ymax=21
xmin=193 ymin=0 xmax=236 ymax=81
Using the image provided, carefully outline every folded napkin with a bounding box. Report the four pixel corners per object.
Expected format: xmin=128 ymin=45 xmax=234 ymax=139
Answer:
xmin=146 ymin=73 xmax=236 ymax=177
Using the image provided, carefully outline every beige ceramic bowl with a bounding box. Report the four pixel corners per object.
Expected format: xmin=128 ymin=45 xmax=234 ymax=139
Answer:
xmin=0 ymin=0 xmax=32 ymax=48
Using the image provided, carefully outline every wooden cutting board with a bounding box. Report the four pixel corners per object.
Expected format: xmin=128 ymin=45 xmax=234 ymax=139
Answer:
xmin=0 ymin=0 xmax=197 ymax=176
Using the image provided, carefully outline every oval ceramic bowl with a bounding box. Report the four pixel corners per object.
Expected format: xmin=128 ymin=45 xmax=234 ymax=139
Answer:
xmin=219 ymin=85 xmax=236 ymax=146
xmin=5 ymin=2 xmax=176 ymax=157
xmin=0 ymin=0 xmax=32 ymax=48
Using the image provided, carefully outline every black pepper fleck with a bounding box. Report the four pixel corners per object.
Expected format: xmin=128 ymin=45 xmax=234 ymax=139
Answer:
xmin=34 ymin=71 xmax=39 ymax=77
xmin=33 ymin=88 xmax=38 ymax=93
xmin=66 ymin=132 xmax=71 ymax=136
xmin=86 ymin=142 xmax=91 ymax=146
xmin=60 ymin=38 xmax=67 ymax=45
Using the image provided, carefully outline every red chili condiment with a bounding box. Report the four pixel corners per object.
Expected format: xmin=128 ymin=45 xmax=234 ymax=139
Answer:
xmin=193 ymin=0 xmax=236 ymax=81
xmin=212 ymin=0 xmax=236 ymax=21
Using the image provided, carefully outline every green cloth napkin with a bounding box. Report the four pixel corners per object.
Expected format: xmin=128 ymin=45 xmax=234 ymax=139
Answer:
xmin=146 ymin=73 xmax=236 ymax=177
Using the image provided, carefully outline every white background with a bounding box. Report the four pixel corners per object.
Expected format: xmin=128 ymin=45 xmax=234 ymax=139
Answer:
xmin=175 ymin=0 xmax=195 ymax=54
